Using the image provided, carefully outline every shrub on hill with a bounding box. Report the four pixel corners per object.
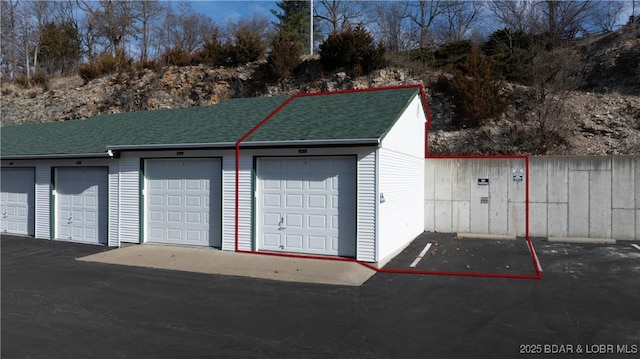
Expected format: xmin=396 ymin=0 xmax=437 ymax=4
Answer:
xmin=267 ymin=28 xmax=302 ymax=79
xmin=319 ymin=25 xmax=386 ymax=77
xmin=450 ymin=47 xmax=506 ymax=127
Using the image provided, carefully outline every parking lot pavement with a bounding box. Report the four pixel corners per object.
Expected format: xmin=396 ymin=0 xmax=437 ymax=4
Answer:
xmin=2 ymin=234 xmax=640 ymax=359
xmin=384 ymin=232 xmax=538 ymax=275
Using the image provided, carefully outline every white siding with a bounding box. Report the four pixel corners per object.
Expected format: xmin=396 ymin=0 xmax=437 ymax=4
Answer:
xmin=356 ymin=150 xmax=377 ymax=262
xmin=108 ymin=164 xmax=119 ymax=246
xmin=35 ymin=166 xmax=51 ymax=239
xmin=236 ymin=155 xmax=253 ymax=251
xmin=379 ymin=95 xmax=426 ymax=159
xmin=378 ymin=148 xmax=425 ymax=262
xmin=118 ymin=153 xmax=140 ymax=244
xmin=221 ymin=155 xmax=238 ymax=251
xmin=377 ymin=93 xmax=426 ymax=264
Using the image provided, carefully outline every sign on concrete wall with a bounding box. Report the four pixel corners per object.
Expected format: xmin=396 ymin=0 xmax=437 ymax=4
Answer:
xmin=425 ymin=156 xmax=639 ymax=241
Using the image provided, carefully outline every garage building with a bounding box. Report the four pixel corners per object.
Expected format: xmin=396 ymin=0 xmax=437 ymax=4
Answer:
xmin=1 ymin=86 xmax=429 ymax=264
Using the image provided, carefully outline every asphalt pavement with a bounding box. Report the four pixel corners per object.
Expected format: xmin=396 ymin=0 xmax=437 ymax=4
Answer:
xmin=2 ymin=234 xmax=640 ymax=358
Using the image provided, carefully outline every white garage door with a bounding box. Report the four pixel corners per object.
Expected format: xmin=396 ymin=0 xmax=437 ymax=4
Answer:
xmin=145 ymin=159 xmax=221 ymax=247
xmin=56 ymin=167 xmax=108 ymax=244
xmin=257 ymin=157 xmax=356 ymax=257
xmin=1 ymin=168 xmax=35 ymax=236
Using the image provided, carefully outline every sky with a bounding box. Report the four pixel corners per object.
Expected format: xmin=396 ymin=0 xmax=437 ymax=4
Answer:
xmin=184 ymin=0 xmax=279 ymax=23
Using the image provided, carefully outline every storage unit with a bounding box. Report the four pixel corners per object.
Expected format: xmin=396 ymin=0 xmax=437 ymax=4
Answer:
xmin=0 ymin=167 xmax=35 ymax=236
xmin=144 ymin=158 xmax=222 ymax=247
xmin=1 ymin=86 xmax=430 ymax=265
xmin=256 ymin=156 xmax=357 ymax=256
xmin=54 ymin=167 xmax=108 ymax=244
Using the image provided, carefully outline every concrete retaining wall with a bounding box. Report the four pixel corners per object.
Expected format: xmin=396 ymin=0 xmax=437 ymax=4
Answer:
xmin=425 ymin=156 xmax=639 ymax=240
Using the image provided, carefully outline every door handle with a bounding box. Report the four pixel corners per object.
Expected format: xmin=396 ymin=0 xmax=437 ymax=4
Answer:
xmin=68 ymin=216 xmax=72 ymax=224
xmin=278 ymin=217 xmax=286 ymax=230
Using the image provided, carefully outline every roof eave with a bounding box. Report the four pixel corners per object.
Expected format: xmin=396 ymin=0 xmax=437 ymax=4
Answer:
xmin=107 ymin=139 xmax=381 ymax=152
xmin=1 ymin=152 xmax=111 ymax=160
xmin=106 ymin=142 xmax=237 ymax=151
xmin=239 ymin=138 xmax=381 ymax=149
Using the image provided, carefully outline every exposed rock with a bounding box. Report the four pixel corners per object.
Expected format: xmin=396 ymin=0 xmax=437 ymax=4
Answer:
xmin=1 ymin=32 xmax=638 ymax=156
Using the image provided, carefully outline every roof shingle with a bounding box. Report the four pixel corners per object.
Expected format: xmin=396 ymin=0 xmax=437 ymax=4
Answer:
xmin=1 ymin=87 xmax=421 ymax=158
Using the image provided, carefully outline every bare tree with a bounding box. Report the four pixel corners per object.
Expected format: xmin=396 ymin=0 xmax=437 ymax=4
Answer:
xmin=155 ymin=2 xmax=215 ymax=54
xmin=590 ymin=0 xmax=627 ymax=32
xmin=488 ymin=0 xmax=541 ymax=33
xmin=407 ymin=0 xmax=445 ymax=49
xmin=373 ymin=1 xmax=410 ymax=52
xmin=314 ymin=0 xmax=368 ymax=34
xmin=437 ymin=1 xmax=483 ymax=43
xmin=517 ymin=46 xmax=582 ymax=153
xmin=25 ymin=1 xmax=56 ymax=75
xmin=1 ymin=0 xmax=19 ymax=78
xmin=133 ymin=0 xmax=166 ymax=62
xmin=78 ymin=0 xmax=137 ymax=57
xmin=540 ymin=0 xmax=597 ymax=41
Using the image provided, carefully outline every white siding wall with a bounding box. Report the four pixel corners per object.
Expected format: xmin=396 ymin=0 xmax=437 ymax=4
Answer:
xmin=118 ymin=153 xmax=140 ymax=244
xmin=235 ymin=154 xmax=253 ymax=251
xmin=222 ymin=155 xmax=238 ymax=251
xmin=380 ymin=95 xmax=426 ymax=159
xmin=356 ymin=150 xmax=377 ymax=262
xmin=35 ymin=166 xmax=51 ymax=239
xmin=377 ymin=94 xmax=427 ymax=264
xmin=108 ymin=166 xmax=119 ymax=246
xmin=378 ymin=149 xmax=425 ymax=262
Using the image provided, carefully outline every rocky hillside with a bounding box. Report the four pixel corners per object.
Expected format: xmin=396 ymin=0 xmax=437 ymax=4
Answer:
xmin=1 ymin=25 xmax=638 ymax=156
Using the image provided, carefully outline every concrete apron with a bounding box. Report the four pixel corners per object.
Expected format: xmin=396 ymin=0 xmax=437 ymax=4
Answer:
xmin=77 ymin=245 xmax=376 ymax=287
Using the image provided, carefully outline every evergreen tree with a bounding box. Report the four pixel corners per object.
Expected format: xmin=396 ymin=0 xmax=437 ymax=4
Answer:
xmin=271 ymin=0 xmax=310 ymax=53
xmin=38 ymin=22 xmax=82 ymax=75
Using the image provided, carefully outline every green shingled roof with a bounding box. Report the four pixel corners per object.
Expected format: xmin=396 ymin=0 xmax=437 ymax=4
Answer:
xmin=245 ymin=87 xmax=419 ymax=143
xmin=1 ymin=87 xmax=422 ymax=158
xmin=1 ymin=96 xmax=287 ymax=157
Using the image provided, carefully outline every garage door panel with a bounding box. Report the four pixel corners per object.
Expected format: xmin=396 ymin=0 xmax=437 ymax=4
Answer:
xmin=263 ymin=194 xmax=280 ymax=207
xmin=308 ymin=236 xmax=327 ymax=250
xmin=308 ymin=195 xmax=326 ymax=208
xmin=308 ymin=177 xmax=327 ymax=190
xmin=286 ymin=179 xmax=303 ymax=190
xmin=285 ymin=234 xmax=303 ymax=248
xmin=286 ymin=213 xmax=303 ymax=227
xmin=185 ymin=195 xmax=201 ymax=207
xmin=166 ymin=211 xmax=182 ymax=222
xmin=263 ymin=179 xmax=280 ymax=190
xmin=145 ymin=159 xmax=221 ymax=247
xmin=263 ymin=233 xmax=280 ymax=247
xmin=285 ymin=194 xmax=303 ymax=208
xmin=149 ymin=195 xmax=163 ymax=206
xmin=308 ymin=214 xmax=326 ymax=229
xmin=263 ymin=213 xmax=280 ymax=226
xmin=257 ymin=157 xmax=356 ymax=257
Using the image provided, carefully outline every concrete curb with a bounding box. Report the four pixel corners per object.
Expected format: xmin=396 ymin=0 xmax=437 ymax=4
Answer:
xmin=455 ymin=233 xmax=517 ymax=240
xmin=548 ymin=237 xmax=616 ymax=244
